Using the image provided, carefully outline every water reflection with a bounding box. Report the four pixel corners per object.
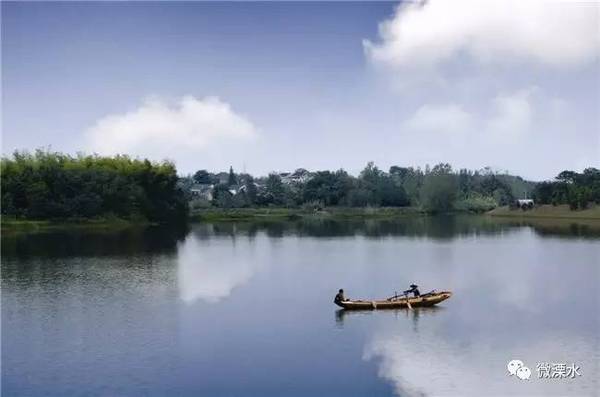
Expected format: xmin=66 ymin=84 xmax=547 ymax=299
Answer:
xmin=191 ymin=215 xmax=600 ymax=240
xmin=177 ymin=227 xmax=265 ymax=303
xmin=336 ymin=307 xmax=445 ymax=333
xmin=1 ymin=224 xmax=188 ymax=258
xmin=2 ymin=216 xmax=598 ymax=397
xmin=364 ymin=316 xmax=598 ymax=397
xmin=1 ymin=254 xmax=181 ymax=396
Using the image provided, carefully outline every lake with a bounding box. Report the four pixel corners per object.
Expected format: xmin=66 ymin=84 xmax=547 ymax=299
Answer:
xmin=2 ymin=216 xmax=599 ymax=397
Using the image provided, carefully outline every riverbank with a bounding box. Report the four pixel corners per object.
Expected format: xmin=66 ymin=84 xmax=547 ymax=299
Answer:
xmin=189 ymin=206 xmax=424 ymax=222
xmin=487 ymin=204 xmax=600 ymax=220
xmin=6 ymin=204 xmax=598 ymax=233
xmin=1 ymin=216 xmax=155 ymax=234
xmin=2 ymin=207 xmax=425 ymax=233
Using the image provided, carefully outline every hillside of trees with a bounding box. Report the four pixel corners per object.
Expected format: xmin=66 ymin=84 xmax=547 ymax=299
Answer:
xmin=1 ymin=150 xmax=188 ymax=223
xmin=184 ymin=162 xmax=539 ymax=213
xmin=532 ymin=168 xmax=600 ymax=210
xmin=3 ymin=150 xmax=597 ymax=223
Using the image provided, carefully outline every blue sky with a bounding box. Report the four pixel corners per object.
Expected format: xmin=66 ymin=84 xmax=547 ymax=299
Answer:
xmin=2 ymin=1 xmax=599 ymax=180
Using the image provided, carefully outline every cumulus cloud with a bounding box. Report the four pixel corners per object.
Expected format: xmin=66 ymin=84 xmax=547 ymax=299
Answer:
xmin=402 ymin=103 xmax=474 ymax=136
xmin=485 ymin=88 xmax=535 ymax=138
xmin=86 ymin=96 xmax=257 ymax=168
xmin=402 ymin=88 xmax=536 ymax=140
xmin=361 ymin=1 xmax=598 ymax=179
xmin=364 ymin=0 xmax=599 ymax=70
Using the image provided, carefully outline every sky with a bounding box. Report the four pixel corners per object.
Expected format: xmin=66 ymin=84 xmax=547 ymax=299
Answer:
xmin=2 ymin=1 xmax=599 ymax=181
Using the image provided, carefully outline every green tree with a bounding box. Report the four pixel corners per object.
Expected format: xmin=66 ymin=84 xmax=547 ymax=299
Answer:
xmin=264 ymin=173 xmax=285 ymax=205
xmin=420 ymin=164 xmax=458 ymax=212
xmin=212 ymin=184 xmax=233 ymax=208
xmin=357 ymin=162 xmax=409 ymax=206
xmin=228 ymin=166 xmax=237 ymax=186
xmin=1 ymin=150 xmax=188 ymax=223
xmin=303 ymin=170 xmax=352 ymax=206
xmin=377 ymin=176 xmax=409 ymax=206
xmin=193 ymin=169 xmax=212 ymax=184
xmin=243 ymin=176 xmax=258 ymax=205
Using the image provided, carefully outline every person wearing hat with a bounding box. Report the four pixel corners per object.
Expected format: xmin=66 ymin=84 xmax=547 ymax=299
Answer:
xmin=404 ymin=284 xmax=420 ymax=297
xmin=334 ymin=289 xmax=346 ymax=305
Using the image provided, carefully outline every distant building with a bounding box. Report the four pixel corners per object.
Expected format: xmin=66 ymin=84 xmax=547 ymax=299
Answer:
xmin=215 ymin=172 xmax=229 ymax=185
xmin=515 ymin=199 xmax=534 ymax=209
xmin=190 ymin=184 xmax=214 ymax=201
xmin=280 ymin=168 xmax=312 ymax=185
xmin=238 ymin=182 xmax=260 ymax=193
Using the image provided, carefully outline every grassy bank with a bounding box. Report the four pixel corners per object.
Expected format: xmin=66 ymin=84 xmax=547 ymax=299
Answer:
xmin=189 ymin=206 xmax=424 ymax=222
xmin=1 ymin=216 xmax=154 ymax=234
xmin=487 ymin=204 xmax=600 ymax=220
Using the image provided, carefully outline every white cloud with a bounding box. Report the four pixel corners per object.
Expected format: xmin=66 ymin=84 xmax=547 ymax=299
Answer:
xmin=402 ymin=103 xmax=474 ymax=135
xmin=402 ymin=88 xmax=536 ymax=140
xmin=485 ymin=88 xmax=535 ymax=138
xmin=86 ymin=96 xmax=257 ymax=167
xmin=365 ymin=0 xmax=599 ymax=70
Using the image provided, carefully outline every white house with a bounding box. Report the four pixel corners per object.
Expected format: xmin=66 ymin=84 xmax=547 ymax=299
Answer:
xmin=190 ymin=184 xmax=214 ymax=201
xmin=515 ymin=199 xmax=534 ymax=209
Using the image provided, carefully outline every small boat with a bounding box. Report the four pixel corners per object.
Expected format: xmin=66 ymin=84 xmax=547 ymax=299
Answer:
xmin=335 ymin=290 xmax=452 ymax=310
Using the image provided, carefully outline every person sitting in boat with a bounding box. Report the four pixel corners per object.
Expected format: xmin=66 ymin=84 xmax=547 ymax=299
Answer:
xmin=334 ymin=289 xmax=346 ymax=305
xmin=404 ymin=284 xmax=420 ymax=297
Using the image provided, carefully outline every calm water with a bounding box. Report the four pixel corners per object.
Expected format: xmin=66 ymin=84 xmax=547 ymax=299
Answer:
xmin=2 ymin=216 xmax=599 ymax=397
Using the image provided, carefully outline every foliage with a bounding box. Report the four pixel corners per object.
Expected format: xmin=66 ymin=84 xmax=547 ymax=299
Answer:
xmin=420 ymin=164 xmax=458 ymax=213
xmin=212 ymin=184 xmax=234 ymax=208
xmin=454 ymin=194 xmax=498 ymax=213
xmin=193 ymin=169 xmax=213 ymax=184
xmin=1 ymin=150 xmax=188 ymax=223
xmin=228 ymin=166 xmax=237 ymax=186
xmin=532 ymin=168 xmax=600 ymax=210
xmin=12 ymin=150 xmax=595 ymax=221
xmin=244 ymin=176 xmax=258 ymax=205
xmin=262 ymin=174 xmax=285 ymax=205
xmin=302 ymin=170 xmax=352 ymax=206
xmin=189 ymin=161 xmax=574 ymax=214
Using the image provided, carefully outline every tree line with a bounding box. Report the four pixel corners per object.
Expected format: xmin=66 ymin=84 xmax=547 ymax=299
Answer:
xmin=3 ymin=150 xmax=596 ymax=222
xmin=1 ymin=150 xmax=188 ymax=223
xmin=185 ymin=162 xmax=537 ymax=213
xmin=531 ymin=168 xmax=600 ymax=210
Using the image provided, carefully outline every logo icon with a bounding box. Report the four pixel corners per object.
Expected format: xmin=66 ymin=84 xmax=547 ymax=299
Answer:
xmin=516 ymin=366 xmax=531 ymax=380
xmin=507 ymin=359 xmax=531 ymax=380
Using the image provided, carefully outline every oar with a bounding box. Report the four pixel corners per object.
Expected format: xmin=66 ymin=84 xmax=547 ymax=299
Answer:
xmin=405 ymin=293 xmax=413 ymax=311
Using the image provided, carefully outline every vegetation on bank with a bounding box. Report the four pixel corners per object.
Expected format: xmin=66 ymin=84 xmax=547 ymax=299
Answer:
xmin=2 ymin=150 xmax=598 ymax=228
xmin=190 ymin=206 xmax=422 ymax=222
xmin=1 ymin=150 xmax=188 ymax=225
xmin=1 ymin=216 xmax=151 ymax=233
xmin=488 ymin=204 xmax=600 ymax=220
xmin=185 ymin=162 xmax=533 ymax=214
xmin=531 ymin=169 xmax=600 ymax=210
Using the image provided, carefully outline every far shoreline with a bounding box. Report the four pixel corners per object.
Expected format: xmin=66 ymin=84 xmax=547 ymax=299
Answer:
xmin=188 ymin=206 xmax=425 ymax=222
xmin=3 ymin=204 xmax=599 ymax=234
xmin=0 ymin=217 xmax=156 ymax=234
xmin=486 ymin=204 xmax=600 ymax=220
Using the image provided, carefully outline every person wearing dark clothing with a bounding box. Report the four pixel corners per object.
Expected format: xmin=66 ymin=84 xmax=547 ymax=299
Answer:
xmin=334 ymin=289 xmax=346 ymax=305
xmin=404 ymin=284 xmax=420 ymax=297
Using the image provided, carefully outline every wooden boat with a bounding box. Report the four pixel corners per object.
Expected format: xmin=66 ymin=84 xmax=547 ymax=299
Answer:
xmin=335 ymin=290 xmax=452 ymax=310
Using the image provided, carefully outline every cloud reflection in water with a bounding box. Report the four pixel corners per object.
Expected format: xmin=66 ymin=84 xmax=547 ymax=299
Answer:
xmin=177 ymin=233 xmax=264 ymax=303
xmin=364 ymin=314 xmax=597 ymax=397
